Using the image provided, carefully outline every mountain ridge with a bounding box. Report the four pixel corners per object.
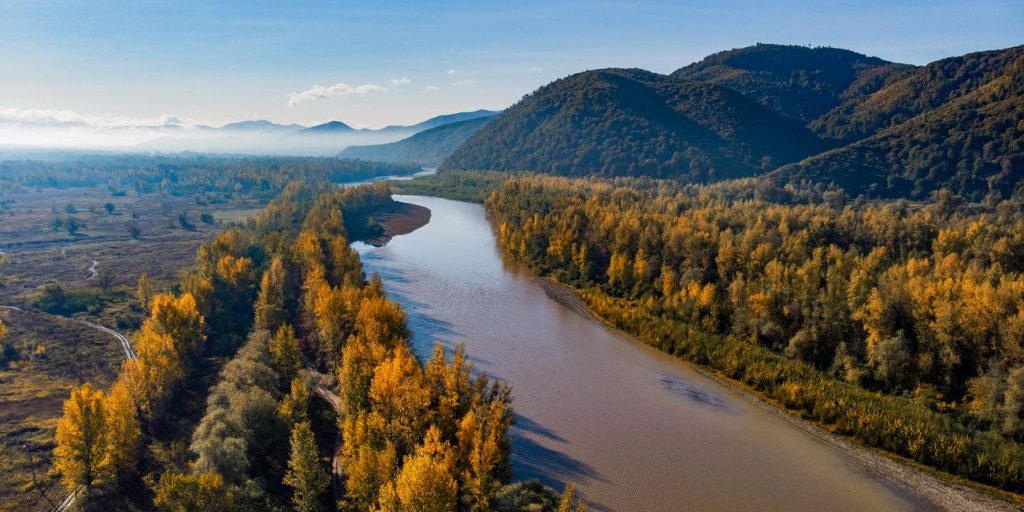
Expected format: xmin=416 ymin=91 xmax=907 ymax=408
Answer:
xmin=443 ymin=43 xmax=1024 ymax=199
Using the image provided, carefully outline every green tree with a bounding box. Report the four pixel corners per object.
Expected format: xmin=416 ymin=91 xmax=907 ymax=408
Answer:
xmin=284 ymin=421 xmax=330 ymax=512
xmin=270 ymin=324 xmax=302 ymax=388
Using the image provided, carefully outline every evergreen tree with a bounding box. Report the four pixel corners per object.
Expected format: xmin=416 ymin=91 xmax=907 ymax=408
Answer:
xmin=284 ymin=421 xmax=330 ymax=512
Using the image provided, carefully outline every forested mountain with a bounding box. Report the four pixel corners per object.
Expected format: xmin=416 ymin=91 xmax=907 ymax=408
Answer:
xmin=340 ymin=116 xmax=493 ymax=166
xmin=810 ymin=45 xmax=1024 ymax=142
xmin=775 ymin=46 xmax=1024 ymax=199
xmin=671 ymin=43 xmax=913 ymax=126
xmin=443 ymin=44 xmax=1024 ymax=200
xmin=444 ymin=68 xmax=825 ymax=180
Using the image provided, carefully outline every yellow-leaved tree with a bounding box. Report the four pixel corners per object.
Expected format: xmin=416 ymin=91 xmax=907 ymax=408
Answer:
xmin=154 ymin=471 xmax=235 ymax=512
xmin=54 ymin=383 xmax=109 ymax=493
xmin=103 ymin=378 xmax=141 ymax=482
xmin=254 ymin=256 xmax=288 ymax=332
xmin=393 ymin=427 xmax=458 ymax=512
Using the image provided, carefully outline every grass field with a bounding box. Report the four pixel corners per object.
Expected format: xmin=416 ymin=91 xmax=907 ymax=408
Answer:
xmin=0 ymin=186 xmax=264 ymax=512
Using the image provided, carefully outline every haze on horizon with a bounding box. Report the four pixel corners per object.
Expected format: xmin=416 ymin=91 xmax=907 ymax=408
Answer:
xmin=1 ymin=0 xmax=1021 ymax=152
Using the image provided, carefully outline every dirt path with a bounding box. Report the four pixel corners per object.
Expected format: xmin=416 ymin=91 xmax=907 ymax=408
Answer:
xmin=1 ymin=304 xmax=134 ymax=511
xmin=538 ymin=278 xmax=1022 ymax=512
xmin=307 ymin=369 xmax=343 ymax=507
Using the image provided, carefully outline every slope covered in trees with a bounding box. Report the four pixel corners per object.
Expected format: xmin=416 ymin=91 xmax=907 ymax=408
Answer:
xmin=445 ymin=68 xmax=825 ymax=180
xmin=774 ymin=46 xmax=1024 ymax=199
xmin=485 ymin=174 xmax=1024 ymax=492
xmin=340 ymin=116 xmax=494 ymax=167
xmin=443 ymin=44 xmax=1024 ymax=200
xmin=671 ymin=43 xmax=912 ymax=126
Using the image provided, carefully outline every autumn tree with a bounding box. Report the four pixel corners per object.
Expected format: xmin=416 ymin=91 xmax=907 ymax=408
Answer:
xmin=153 ymin=471 xmax=236 ymax=512
xmin=147 ymin=292 xmax=206 ymax=357
xmin=54 ymin=383 xmax=109 ymax=493
xmin=394 ymin=427 xmax=458 ymax=512
xmin=136 ymin=272 xmax=155 ymax=310
xmin=254 ymin=256 xmax=288 ymax=331
xmin=103 ymin=378 xmax=142 ymax=482
xmin=123 ymin=326 xmax=184 ymax=415
xmin=284 ymin=421 xmax=330 ymax=512
xmin=368 ymin=346 xmax=430 ymax=455
xmin=557 ymin=483 xmax=587 ymax=512
xmin=279 ymin=376 xmax=311 ymax=426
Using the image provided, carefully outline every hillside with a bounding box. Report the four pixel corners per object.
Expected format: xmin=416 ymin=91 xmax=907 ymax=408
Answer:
xmin=380 ymin=109 xmax=499 ymax=133
xmin=444 ymin=44 xmax=1024 ymax=199
xmin=443 ymin=68 xmax=825 ymax=180
xmin=774 ymin=46 xmax=1024 ymax=199
xmin=672 ymin=43 xmax=913 ymax=126
xmin=340 ymin=116 xmax=493 ymax=166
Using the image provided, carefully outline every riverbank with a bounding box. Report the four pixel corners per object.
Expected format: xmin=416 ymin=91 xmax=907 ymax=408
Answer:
xmin=359 ymin=200 xmax=431 ymax=246
xmin=539 ymin=277 xmax=1022 ymax=512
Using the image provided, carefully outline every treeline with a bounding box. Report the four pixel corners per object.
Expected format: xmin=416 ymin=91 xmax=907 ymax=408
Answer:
xmin=486 ymin=175 xmax=1024 ymax=491
xmin=0 ymin=154 xmax=420 ymax=199
xmin=53 ymin=180 xmax=580 ymax=511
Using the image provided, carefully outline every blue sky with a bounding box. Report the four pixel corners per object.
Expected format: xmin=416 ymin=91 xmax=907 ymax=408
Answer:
xmin=1 ymin=0 xmax=1021 ymax=128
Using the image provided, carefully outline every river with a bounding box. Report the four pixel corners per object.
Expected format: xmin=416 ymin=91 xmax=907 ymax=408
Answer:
xmin=353 ymin=194 xmax=925 ymax=512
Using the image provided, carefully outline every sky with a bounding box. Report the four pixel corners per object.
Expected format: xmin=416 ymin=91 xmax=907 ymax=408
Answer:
xmin=0 ymin=0 xmax=1021 ymax=130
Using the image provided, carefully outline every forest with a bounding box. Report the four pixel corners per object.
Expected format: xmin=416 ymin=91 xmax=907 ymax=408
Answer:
xmin=47 ymin=180 xmax=585 ymax=512
xmin=485 ymin=174 xmax=1024 ymax=491
xmin=0 ymin=155 xmax=421 ymax=199
xmin=444 ymin=44 xmax=1023 ymax=200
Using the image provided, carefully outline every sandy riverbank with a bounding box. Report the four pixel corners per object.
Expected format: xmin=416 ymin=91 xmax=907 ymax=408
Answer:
xmin=361 ymin=200 xmax=431 ymax=246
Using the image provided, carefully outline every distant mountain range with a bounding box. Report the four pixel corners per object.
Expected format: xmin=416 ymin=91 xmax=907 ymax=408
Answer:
xmin=339 ymin=115 xmax=497 ymax=166
xmin=138 ymin=110 xmax=501 ymax=156
xmin=442 ymin=43 xmax=1024 ymax=200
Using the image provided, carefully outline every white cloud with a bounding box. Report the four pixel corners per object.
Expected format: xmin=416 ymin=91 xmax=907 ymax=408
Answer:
xmin=447 ymin=69 xmax=456 ymax=75
xmin=390 ymin=76 xmax=412 ymax=86
xmin=0 ymin=107 xmax=194 ymax=129
xmin=421 ymin=85 xmax=441 ymax=93
xmin=530 ymin=66 xmax=543 ymax=73
xmin=287 ymin=82 xmax=387 ymax=107
xmin=454 ymin=80 xmax=476 ymax=87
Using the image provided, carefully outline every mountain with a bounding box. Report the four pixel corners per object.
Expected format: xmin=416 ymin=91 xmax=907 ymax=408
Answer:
xmin=218 ymin=120 xmax=305 ymax=133
xmin=771 ymin=45 xmax=1024 ymax=200
xmin=672 ymin=44 xmax=912 ymax=126
xmin=444 ymin=44 xmax=1024 ymax=199
xmin=382 ymin=109 xmax=499 ymax=133
xmin=809 ymin=45 xmax=1024 ymax=143
xmin=340 ymin=116 xmax=493 ymax=166
xmin=299 ymin=120 xmax=356 ymax=134
xmin=443 ymin=68 xmax=826 ymax=180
